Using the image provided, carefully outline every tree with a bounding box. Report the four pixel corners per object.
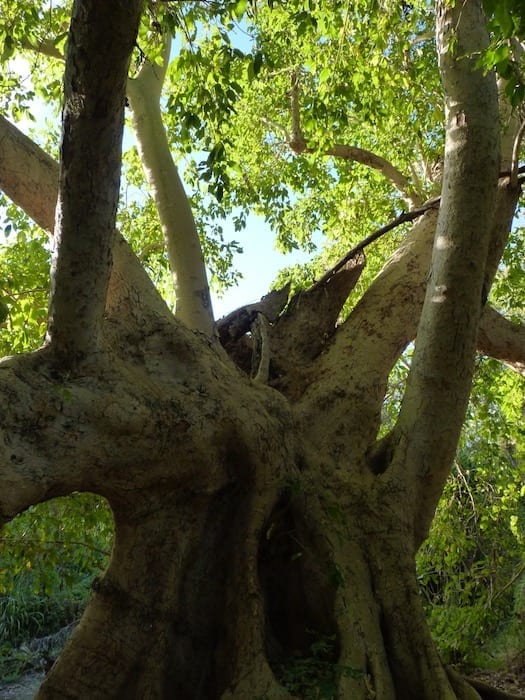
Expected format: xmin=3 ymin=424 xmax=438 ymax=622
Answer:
xmin=0 ymin=0 xmax=524 ymax=697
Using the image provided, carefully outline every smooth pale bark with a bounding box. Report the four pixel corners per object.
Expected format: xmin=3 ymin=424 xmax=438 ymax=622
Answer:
xmin=394 ymin=0 xmax=500 ymax=545
xmin=48 ymin=0 xmax=144 ymax=359
xmin=478 ymin=306 xmax=525 ymax=375
xmin=127 ymin=41 xmax=215 ymax=337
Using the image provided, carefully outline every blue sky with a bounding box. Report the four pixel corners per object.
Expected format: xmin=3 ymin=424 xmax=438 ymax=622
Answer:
xmin=210 ymin=212 xmax=314 ymax=318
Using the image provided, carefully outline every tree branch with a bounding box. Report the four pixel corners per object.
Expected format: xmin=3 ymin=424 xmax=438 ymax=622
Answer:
xmin=127 ymin=37 xmax=215 ymax=337
xmin=287 ymin=71 xmax=423 ymax=207
xmin=21 ymin=36 xmax=65 ymax=61
xmin=295 ymin=208 xmax=438 ymax=455
xmin=48 ymin=0 xmax=144 ymax=360
xmin=478 ymin=306 xmax=525 ymax=375
xmin=312 ymin=195 xmax=440 ymax=289
xmin=0 ymin=114 xmax=58 ymax=233
xmin=0 ymin=113 xmax=172 ymax=330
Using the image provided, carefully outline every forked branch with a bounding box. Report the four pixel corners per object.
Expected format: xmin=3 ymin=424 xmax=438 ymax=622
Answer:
xmin=287 ymin=70 xmax=424 ymax=207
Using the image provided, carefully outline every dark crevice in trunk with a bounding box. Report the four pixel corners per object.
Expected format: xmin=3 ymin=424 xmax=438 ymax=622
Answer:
xmin=258 ymin=493 xmax=340 ymax=693
xmin=164 ymin=481 xmax=244 ymax=699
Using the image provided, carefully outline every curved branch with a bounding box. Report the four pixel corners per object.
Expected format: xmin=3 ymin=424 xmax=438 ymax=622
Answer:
xmin=286 ymin=71 xmax=423 ymax=207
xmin=478 ymin=306 xmax=525 ymax=375
xmin=127 ymin=38 xmax=215 ymax=337
xmin=291 ymin=139 xmax=424 ymax=209
xmin=324 ymin=143 xmax=424 ymax=207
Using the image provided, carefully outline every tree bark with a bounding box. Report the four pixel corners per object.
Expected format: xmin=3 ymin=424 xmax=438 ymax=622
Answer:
xmin=47 ymin=0 xmax=144 ymax=360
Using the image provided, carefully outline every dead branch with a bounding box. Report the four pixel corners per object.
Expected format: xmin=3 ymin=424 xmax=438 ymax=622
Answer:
xmin=312 ymin=196 xmax=440 ymax=290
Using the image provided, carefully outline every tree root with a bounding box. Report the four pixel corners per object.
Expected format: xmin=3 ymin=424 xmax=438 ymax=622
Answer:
xmin=467 ymin=676 xmax=525 ymax=700
xmin=448 ymin=667 xmax=525 ymax=700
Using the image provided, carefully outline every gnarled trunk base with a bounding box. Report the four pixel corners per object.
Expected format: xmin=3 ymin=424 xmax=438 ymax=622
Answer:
xmin=34 ymin=479 xmax=506 ymax=700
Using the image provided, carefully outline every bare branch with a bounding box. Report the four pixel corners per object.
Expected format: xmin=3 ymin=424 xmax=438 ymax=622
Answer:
xmin=322 ymin=144 xmax=424 ymax=207
xmin=127 ymin=37 xmax=215 ymax=337
xmin=312 ymin=196 xmax=440 ymax=290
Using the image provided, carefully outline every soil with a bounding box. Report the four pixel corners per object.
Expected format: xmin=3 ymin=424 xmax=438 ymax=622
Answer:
xmin=0 ymin=659 xmax=523 ymax=698
xmin=470 ymin=655 xmax=525 ymax=696
xmin=0 ymin=673 xmax=44 ymax=700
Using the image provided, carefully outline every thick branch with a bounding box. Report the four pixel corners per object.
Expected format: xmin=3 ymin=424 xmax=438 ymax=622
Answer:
xmin=295 ymin=209 xmax=438 ymax=456
xmin=0 ymin=114 xmax=58 ymax=232
xmin=0 ymin=113 xmax=172 ymax=329
xmin=127 ymin=39 xmax=215 ymax=337
xmin=48 ymin=0 xmax=144 ymax=359
xmin=478 ymin=306 xmax=525 ymax=375
xmin=395 ymin=0 xmax=500 ymax=544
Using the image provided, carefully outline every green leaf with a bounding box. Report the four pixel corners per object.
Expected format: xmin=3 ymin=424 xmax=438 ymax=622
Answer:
xmin=233 ymin=0 xmax=248 ymax=20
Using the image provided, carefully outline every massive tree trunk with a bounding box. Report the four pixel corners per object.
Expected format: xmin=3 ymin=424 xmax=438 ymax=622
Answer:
xmin=1 ymin=1 xmax=525 ymax=699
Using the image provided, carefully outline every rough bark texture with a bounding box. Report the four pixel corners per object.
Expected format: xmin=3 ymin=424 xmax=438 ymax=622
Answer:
xmin=1 ymin=1 xmax=524 ymax=699
xmin=48 ymin=0 xmax=144 ymax=359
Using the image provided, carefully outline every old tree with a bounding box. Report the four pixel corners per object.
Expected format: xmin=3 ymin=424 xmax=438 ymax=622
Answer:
xmin=1 ymin=0 xmax=525 ymax=697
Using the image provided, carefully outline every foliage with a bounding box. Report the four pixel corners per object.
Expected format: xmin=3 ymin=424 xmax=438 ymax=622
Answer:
xmin=276 ymin=634 xmax=364 ymax=700
xmin=481 ymin=0 xmax=525 ymax=105
xmin=416 ymin=358 xmax=525 ymax=667
xmin=0 ymin=493 xmax=112 ymax=666
xmin=0 ymin=201 xmax=49 ymax=355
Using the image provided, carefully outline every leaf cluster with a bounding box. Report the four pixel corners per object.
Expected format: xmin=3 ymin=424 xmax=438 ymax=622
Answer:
xmin=480 ymin=0 xmax=525 ymax=105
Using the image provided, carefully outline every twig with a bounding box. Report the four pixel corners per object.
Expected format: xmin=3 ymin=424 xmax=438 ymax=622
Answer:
xmin=510 ymin=118 xmax=525 ymax=188
xmin=252 ymin=312 xmax=270 ymax=384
